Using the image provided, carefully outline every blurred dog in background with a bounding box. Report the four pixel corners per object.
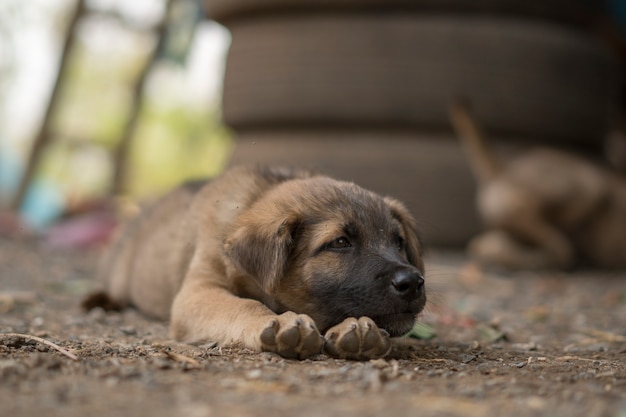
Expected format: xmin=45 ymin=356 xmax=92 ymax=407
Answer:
xmin=450 ymin=98 xmax=626 ymax=270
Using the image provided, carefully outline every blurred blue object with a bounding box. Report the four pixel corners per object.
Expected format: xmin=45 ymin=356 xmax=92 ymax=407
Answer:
xmin=0 ymin=147 xmax=20 ymax=197
xmin=159 ymin=0 xmax=204 ymax=65
xmin=0 ymin=147 xmax=65 ymax=230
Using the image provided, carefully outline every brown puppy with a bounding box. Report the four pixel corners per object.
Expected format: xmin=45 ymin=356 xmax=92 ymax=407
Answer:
xmin=450 ymin=99 xmax=626 ymax=270
xmin=90 ymin=166 xmax=426 ymax=359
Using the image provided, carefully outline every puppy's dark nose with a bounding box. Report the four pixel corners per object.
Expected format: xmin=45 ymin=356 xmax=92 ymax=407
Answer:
xmin=391 ymin=270 xmax=424 ymax=300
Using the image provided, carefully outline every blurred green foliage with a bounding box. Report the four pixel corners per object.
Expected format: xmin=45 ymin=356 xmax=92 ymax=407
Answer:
xmin=128 ymin=103 xmax=231 ymax=198
xmin=43 ymin=24 xmax=232 ymax=202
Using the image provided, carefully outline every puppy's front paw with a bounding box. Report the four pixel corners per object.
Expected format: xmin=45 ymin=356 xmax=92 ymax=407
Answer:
xmin=323 ymin=317 xmax=391 ymax=360
xmin=260 ymin=312 xmax=324 ymax=359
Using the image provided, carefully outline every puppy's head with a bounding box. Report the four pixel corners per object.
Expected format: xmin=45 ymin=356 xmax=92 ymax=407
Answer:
xmin=224 ymin=176 xmax=426 ymax=337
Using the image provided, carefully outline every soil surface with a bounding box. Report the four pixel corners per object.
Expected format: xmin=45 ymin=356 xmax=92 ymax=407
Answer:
xmin=1 ymin=236 xmax=625 ymax=417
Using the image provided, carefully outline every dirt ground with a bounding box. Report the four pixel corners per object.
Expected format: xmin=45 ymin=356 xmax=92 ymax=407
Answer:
xmin=1 ymin=236 xmax=625 ymax=417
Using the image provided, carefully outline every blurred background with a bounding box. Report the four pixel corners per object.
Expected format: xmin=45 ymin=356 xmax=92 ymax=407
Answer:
xmin=1 ymin=0 xmax=625 ymax=248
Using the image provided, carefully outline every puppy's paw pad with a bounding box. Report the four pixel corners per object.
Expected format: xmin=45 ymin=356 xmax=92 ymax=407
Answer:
xmin=260 ymin=313 xmax=323 ymax=359
xmin=362 ymin=322 xmax=381 ymax=350
xmin=278 ymin=324 xmax=301 ymax=347
xmin=299 ymin=326 xmax=325 ymax=357
xmin=324 ymin=317 xmax=391 ymax=360
xmin=260 ymin=319 xmax=279 ymax=345
xmin=338 ymin=323 xmax=359 ymax=353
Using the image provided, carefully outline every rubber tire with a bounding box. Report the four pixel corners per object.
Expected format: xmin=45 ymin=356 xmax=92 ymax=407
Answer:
xmin=227 ymin=129 xmax=604 ymax=246
xmin=227 ymin=129 xmax=482 ymax=247
xmin=204 ymin=0 xmax=596 ymax=26
xmin=222 ymin=16 xmax=618 ymax=146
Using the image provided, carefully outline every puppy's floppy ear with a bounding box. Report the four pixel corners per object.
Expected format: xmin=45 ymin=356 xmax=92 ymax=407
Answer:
xmin=384 ymin=197 xmax=425 ymax=272
xmin=224 ymin=212 xmax=299 ymax=294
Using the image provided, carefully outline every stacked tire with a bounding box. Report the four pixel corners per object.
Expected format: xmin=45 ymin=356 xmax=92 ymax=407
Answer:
xmin=205 ymin=0 xmax=619 ymax=246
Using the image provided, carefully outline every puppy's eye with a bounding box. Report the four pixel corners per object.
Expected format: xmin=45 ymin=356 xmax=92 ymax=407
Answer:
xmin=326 ymin=237 xmax=352 ymax=250
xmin=395 ymin=235 xmax=405 ymax=251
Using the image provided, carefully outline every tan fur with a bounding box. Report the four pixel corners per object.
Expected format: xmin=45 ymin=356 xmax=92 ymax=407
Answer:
xmin=450 ymin=99 xmax=626 ymax=269
xmin=91 ymin=166 xmax=426 ymax=360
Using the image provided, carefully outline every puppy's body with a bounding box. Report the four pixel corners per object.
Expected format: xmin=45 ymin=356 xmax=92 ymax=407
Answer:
xmin=95 ymin=166 xmax=426 ymax=359
xmin=450 ymin=100 xmax=626 ymax=269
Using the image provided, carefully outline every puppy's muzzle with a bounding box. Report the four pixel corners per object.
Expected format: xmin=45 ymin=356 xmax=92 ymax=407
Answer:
xmin=390 ymin=269 xmax=424 ymax=301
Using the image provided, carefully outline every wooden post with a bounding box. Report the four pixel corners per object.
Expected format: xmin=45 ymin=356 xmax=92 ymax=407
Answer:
xmin=110 ymin=0 xmax=175 ymax=196
xmin=10 ymin=0 xmax=86 ymax=211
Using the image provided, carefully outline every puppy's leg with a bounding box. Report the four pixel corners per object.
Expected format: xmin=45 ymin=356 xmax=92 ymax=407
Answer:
xmin=506 ymin=216 xmax=574 ymax=269
xmin=479 ymin=184 xmax=574 ymax=269
xmin=472 ymin=217 xmax=574 ymax=270
xmin=323 ymin=317 xmax=391 ymax=360
xmin=170 ymin=276 xmax=324 ymax=359
xmin=469 ymin=230 xmax=570 ymax=270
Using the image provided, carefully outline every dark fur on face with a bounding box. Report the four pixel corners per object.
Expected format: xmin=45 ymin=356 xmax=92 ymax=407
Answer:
xmin=224 ymin=177 xmax=426 ymax=337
